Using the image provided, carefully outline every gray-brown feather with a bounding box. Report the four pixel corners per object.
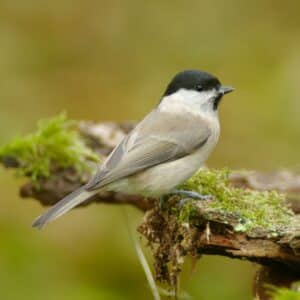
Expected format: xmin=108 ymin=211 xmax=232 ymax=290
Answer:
xmin=86 ymin=109 xmax=211 ymax=191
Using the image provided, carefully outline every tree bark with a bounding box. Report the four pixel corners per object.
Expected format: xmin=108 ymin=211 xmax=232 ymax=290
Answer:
xmin=1 ymin=121 xmax=300 ymax=284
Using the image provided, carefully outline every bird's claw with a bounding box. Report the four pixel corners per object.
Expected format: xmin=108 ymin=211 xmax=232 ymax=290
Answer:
xmin=170 ymin=189 xmax=213 ymax=200
xmin=159 ymin=190 xmax=212 ymax=210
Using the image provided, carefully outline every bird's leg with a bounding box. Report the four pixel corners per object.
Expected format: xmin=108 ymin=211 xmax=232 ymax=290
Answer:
xmin=159 ymin=190 xmax=212 ymax=210
xmin=169 ymin=189 xmax=213 ymax=208
xmin=170 ymin=189 xmax=212 ymax=200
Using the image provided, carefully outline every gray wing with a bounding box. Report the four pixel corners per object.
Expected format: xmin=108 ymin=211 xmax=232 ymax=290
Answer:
xmin=86 ymin=109 xmax=211 ymax=190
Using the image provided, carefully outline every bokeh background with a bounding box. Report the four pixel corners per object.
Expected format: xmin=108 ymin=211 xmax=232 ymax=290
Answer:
xmin=0 ymin=1 xmax=300 ymax=299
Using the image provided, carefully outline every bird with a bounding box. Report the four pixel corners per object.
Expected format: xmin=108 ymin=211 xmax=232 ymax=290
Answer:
xmin=33 ymin=70 xmax=234 ymax=229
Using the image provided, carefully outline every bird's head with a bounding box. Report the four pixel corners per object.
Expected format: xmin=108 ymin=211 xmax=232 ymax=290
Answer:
xmin=162 ymin=70 xmax=234 ymax=111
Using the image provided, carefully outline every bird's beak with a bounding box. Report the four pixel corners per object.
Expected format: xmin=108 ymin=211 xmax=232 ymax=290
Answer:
xmin=219 ymin=86 xmax=234 ymax=95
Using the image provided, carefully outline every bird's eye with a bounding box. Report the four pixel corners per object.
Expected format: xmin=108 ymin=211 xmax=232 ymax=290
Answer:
xmin=196 ymin=84 xmax=203 ymax=91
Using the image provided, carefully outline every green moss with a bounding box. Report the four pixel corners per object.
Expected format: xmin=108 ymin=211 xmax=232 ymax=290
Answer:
xmin=179 ymin=168 xmax=294 ymax=232
xmin=0 ymin=113 xmax=99 ymax=183
xmin=268 ymin=284 xmax=300 ymax=300
xmin=178 ymin=201 xmax=199 ymax=223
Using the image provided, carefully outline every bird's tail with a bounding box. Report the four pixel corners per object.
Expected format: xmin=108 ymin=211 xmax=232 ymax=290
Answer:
xmin=32 ymin=185 xmax=97 ymax=229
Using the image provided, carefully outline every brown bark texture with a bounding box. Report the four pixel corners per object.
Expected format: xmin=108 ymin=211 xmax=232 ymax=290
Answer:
xmin=1 ymin=121 xmax=300 ymax=286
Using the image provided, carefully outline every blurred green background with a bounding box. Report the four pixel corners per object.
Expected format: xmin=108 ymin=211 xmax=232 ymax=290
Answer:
xmin=0 ymin=0 xmax=299 ymax=299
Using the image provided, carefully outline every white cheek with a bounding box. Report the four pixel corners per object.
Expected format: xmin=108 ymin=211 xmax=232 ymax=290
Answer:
xmin=159 ymin=88 xmax=216 ymax=114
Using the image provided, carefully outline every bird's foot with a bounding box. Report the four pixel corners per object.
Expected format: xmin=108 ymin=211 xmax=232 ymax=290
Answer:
xmin=159 ymin=190 xmax=212 ymax=210
xmin=169 ymin=190 xmax=213 ymax=209
xmin=170 ymin=189 xmax=212 ymax=200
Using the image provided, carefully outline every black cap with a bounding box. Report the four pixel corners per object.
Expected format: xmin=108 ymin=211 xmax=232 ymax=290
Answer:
xmin=163 ymin=70 xmax=221 ymax=96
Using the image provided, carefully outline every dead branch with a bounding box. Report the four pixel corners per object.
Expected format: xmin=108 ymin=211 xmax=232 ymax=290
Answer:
xmin=1 ymin=121 xmax=300 ymax=282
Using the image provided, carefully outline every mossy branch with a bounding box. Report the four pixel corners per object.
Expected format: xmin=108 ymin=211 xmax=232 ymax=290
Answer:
xmin=1 ymin=115 xmax=299 ymax=294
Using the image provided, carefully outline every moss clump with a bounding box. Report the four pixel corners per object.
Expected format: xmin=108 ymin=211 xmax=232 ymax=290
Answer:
xmin=268 ymin=284 xmax=300 ymax=300
xmin=178 ymin=201 xmax=199 ymax=223
xmin=179 ymin=168 xmax=294 ymax=232
xmin=0 ymin=113 xmax=99 ymax=183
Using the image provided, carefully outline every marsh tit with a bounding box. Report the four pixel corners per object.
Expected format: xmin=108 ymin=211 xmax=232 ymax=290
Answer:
xmin=33 ymin=70 xmax=234 ymax=228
